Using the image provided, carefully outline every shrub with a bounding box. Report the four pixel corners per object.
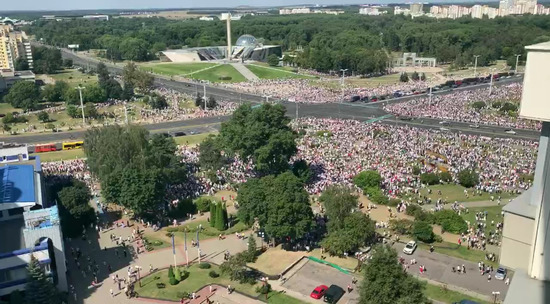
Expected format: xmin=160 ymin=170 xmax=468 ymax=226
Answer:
xmin=492 ymin=101 xmax=502 ymax=109
xmin=169 ymin=276 xmax=179 ymax=285
xmin=434 ymin=235 xmax=443 ymax=243
xmin=412 ymin=166 xmax=421 ymax=175
xmin=439 ymin=171 xmax=452 ymax=183
xmin=209 ymin=270 xmax=220 ymax=278
xmin=405 ymin=204 xmax=423 ymax=217
xmin=180 ymin=270 xmax=189 ymax=281
xmin=389 ymin=219 xmax=414 ymax=235
xmin=413 ymin=220 xmax=435 ymax=243
xmin=176 ymin=291 xmax=190 ymax=299
xmin=174 ymin=266 xmax=182 ymax=281
xmin=156 ymin=283 xmax=166 ymax=289
xmin=198 ymin=262 xmax=212 ymax=269
xmin=500 ymin=102 xmax=518 ymax=113
xmin=218 ymin=76 xmax=232 ymax=80
xmin=388 ymin=198 xmax=401 ymax=207
xmin=256 ymin=284 xmax=272 ymax=294
xmin=354 ymin=170 xmax=382 ymax=189
xmin=458 ymin=169 xmax=479 ymax=188
xmin=471 ymin=101 xmax=486 ymax=110
xmin=420 ymin=173 xmax=440 ymax=185
xmin=435 ymin=210 xmax=468 ymax=234
xmin=194 ymin=197 xmax=212 ymax=213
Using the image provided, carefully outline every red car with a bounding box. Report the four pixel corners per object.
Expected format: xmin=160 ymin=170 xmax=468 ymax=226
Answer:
xmin=310 ymin=285 xmax=329 ymax=299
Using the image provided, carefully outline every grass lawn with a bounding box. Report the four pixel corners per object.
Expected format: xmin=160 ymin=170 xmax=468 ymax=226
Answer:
xmin=49 ymin=69 xmax=98 ymax=86
xmin=417 ymin=242 xmax=498 ymax=267
xmin=424 ymin=283 xmax=490 ymax=304
xmin=414 ymin=184 xmax=516 ymax=203
xmin=190 ymin=64 xmax=246 ymax=83
xmin=33 ymin=149 xmax=85 ymax=162
xmin=143 ymin=63 xmax=218 ymax=76
xmin=135 ymin=263 xmax=259 ymax=301
xmin=174 ymin=132 xmax=216 ymax=146
xmin=246 ymin=64 xmax=312 ymax=80
xmin=0 ymin=103 xmax=18 ymax=115
xmin=461 ymin=206 xmax=504 ymax=232
xmin=143 ymin=235 xmax=170 ymax=250
xmin=266 ymin=291 xmax=309 ymax=304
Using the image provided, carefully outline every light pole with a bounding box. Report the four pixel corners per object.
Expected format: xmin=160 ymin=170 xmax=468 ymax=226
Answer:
xmin=473 ymin=55 xmax=480 ymax=77
xmin=203 ymin=85 xmax=207 ymax=111
xmin=514 ymin=54 xmax=521 ymax=74
xmin=262 ymin=95 xmax=271 ymax=104
xmin=489 ymin=68 xmax=495 ymax=95
xmin=340 ymin=68 xmax=348 ymax=87
xmin=428 ymin=87 xmax=433 ymax=107
xmin=339 ymin=68 xmax=348 ymax=118
xmin=75 ymin=86 xmax=86 ymax=126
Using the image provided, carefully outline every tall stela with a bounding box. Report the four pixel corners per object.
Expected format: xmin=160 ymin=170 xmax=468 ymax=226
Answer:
xmin=226 ymin=13 xmax=232 ymax=60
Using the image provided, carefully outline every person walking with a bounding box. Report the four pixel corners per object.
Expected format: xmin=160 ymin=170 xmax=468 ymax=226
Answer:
xmin=110 ymin=288 xmax=114 ymax=297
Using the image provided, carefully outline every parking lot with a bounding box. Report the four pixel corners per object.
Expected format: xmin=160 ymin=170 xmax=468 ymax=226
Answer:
xmin=282 ymin=259 xmax=359 ymax=304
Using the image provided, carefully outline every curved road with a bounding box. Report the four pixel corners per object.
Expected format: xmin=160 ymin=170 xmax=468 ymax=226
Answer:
xmin=2 ymin=46 xmax=538 ymax=144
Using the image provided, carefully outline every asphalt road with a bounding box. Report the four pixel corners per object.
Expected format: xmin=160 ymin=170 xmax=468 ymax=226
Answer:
xmin=7 ymin=46 xmax=536 ymax=145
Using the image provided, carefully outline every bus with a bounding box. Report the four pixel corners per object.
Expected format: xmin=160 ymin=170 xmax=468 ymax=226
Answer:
xmin=62 ymin=141 xmax=84 ymax=150
xmin=34 ymin=143 xmax=57 ymax=153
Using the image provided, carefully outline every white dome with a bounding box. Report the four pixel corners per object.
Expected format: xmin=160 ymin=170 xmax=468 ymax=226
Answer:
xmin=236 ymin=35 xmax=257 ymax=47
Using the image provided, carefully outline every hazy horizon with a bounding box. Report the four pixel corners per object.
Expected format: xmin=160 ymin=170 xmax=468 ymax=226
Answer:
xmin=1 ymin=0 xmax=498 ymax=12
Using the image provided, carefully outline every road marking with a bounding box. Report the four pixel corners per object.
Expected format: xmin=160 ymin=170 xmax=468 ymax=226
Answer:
xmin=365 ymin=114 xmax=393 ymax=123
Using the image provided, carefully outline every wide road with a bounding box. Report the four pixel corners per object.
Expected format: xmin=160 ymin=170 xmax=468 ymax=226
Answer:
xmin=5 ymin=46 xmax=537 ymax=144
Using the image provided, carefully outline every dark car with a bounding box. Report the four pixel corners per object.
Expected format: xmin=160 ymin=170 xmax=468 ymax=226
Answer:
xmin=323 ymin=285 xmax=345 ymax=304
xmin=169 ymin=131 xmax=186 ymax=137
xmin=349 ymin=95 xmax=360 ymax=102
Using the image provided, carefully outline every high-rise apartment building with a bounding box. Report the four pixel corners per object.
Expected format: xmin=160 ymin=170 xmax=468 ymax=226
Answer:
xmin=410 ymin=3 xmax=424 ymax=15
xmin=0 ymin=25 xmax=32 ymax=70
xmin=471 ymin=5 xmax=484 ymax=18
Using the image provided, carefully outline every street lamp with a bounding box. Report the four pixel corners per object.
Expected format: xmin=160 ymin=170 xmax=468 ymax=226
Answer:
xmin=75 ymin=85 xmax=86 ymax=126
xmin=514 ymin=54 xmax=521 ymax=74
xmin=489 ymin=68 xmax=496 ymax=96
xmin=473 ymin=55 xmax=480 ymax=77
xmin=262 ymin=95 xmax=271 ymax=104
xmin=339 ymin=69 xmax=348 ymax=118
xmin=340 ymin=68 xmax=348 ymax=87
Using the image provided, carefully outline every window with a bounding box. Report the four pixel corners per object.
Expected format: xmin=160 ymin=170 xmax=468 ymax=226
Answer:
xmin=0 ymin=269 xmax=11 ymax=283
xmin=0 ymin=210 xmax=3 ymax=218
xmin=8 ymin=207 xmax=24 ymax=216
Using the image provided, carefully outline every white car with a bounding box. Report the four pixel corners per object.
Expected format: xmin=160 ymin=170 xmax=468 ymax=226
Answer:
xmin=439 ymin=121 xmax=450 ymax=125
xmin=469 ymin=124 xmax=480 ymax=128
xmin=403 ymin=241 xmax=417 ymax=255
xmin=505 ymin=129 xmax=517 ymax=135
xmin=439 ymin=127 xmax=450 ymax=132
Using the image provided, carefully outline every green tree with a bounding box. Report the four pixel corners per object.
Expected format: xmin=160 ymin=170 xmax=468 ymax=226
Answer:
xmin=439 ymin=171 xmax=452 ymax=183
xmin=97 ymin=63 xmax=122 ymax=99
xmin=57 ymin=181 xmax=95 ymax=237
xmin=246 ymin=235 xmax=258 ymax=262
xmin=199 ymin=135 xmax=226 ymax=171
xmin=63 ymin=59 xmax=73 ymax=67
xmin=4 ymin=81 xmax=40 ymax=110
xmin=411 ymin=71 xmax=419 ymax=81
xmin=322 ymin=212 xmax=375 ymax=256
xmin=25 ymin=255 xmax=58 ymax=304
xmin=434 ymin=210 xmax=468 ymax=234
xmin=214 ymin=202 xmax=228 ymax=231
xmin=66 ymin=105 xmax=79 ymax=118
xmin=119 ymin=37 xmax=150 ymax=61
xmin=419 ymin=173 xmax=439 ymax=185
xmin=267 ymin=54 xmax=279 ymax=66
xmin=472 ymin=101 xmax=486 ymax=110
xmin=121 ymin=84 xmax=135 ymax=101
xmin=353 ymin=170 xmax=382 ymax=189
xmin=291 ymin=159 xmax=312 ymax=183
xmin=359 ymin=245 xmax=429 ymax=304
xmin=9 ymin=289 xmax=24 ymax=304
xmin=37 ymin=111 xmax=50 ymax=123
xmin=122 ymin=62 xmax=154 ymax=93
xmin=210 ymin=202 xmax=218 ymax=228
xmin=500 ymin=102 xmax=518 ymax=113
xmin=413 ymin=220 xmax=435 ymax=243
xmin=220 ymin=252 xmax=251 ymax=283
xmin=63 ymin=87 xmax=80 ymax=105
xmin=194 ymin=197 xmax=212 ymax=213
xmin=399 ymin=72 xmax=409 ymax=82
xmin=83 ymin=84 xmax=107 ymax=103
xmin=320 ymin=185 xmax=358 ymax=230
xmin=42 ymin=81 xmax=69 ymax=102
xmin=84 ymin=102 xmax=98 ymax=119
xmin=457 ymin=169 xmax=479 ymax=188
xmin=145 ymin=93 xmax=168 ymax=109
xmin=31 ymin=46 xmax=62 ymax=74
xmin=206 ymin=96 xmax=217 ymax=109
xmin=219 ymin=104 xmax=297 ymax=174
xmin=15 ymin=57 xmax=29 ymax=70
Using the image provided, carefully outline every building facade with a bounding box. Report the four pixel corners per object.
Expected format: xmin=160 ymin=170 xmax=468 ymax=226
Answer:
xmin=0 ymin=25 xmax=32 ymax=71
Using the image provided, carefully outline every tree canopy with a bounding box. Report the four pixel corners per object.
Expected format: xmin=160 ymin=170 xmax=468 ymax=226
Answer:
xmin=3 ymin=81 xmax=40 ymax=110
xmin=320 ymin=185 xmax=358 ymax=230
xmin=359 ymin=245 xmax=430 ymax=304
xmin=219 ymin=103 xmax=296 ymax=175
xmin=237 ymin=172 xmax=314 ymax=243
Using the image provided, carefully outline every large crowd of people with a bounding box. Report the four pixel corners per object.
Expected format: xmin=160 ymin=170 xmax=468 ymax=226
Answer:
xmin=384 ymin=83 xmax=541 ymax=130
xmin=224 ymin=79 xmax=433 ymax=103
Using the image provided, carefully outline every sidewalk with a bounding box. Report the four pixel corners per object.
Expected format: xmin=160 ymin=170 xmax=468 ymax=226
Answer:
xmin=231 ymin=63 xmax=259 ymax=81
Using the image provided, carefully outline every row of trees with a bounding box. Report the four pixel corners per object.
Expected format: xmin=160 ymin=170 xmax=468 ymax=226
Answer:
xmin=27 ymin=14 xmax=550 ymax=74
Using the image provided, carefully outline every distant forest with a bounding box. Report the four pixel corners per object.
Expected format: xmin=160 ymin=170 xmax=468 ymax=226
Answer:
xmin=25 ymin=14 xmax=550 ymax=74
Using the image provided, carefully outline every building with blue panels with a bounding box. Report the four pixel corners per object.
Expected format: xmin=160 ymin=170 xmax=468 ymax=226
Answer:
xmin=0 ymin=156 xmax=67 ymax=298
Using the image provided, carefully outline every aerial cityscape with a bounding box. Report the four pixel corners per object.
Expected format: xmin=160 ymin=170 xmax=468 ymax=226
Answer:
xmin=0 ymin=1 xmax=549 ymax=304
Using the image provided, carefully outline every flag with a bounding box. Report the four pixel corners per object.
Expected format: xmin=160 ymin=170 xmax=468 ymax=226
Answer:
xmin=184 ymin=231 xmax=187 ymax=251
xmin=171 ymin=234 xmax=175 ymax=255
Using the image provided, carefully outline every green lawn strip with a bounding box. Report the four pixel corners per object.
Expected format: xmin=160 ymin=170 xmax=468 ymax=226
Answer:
xmin=143 ymin=63 xmax=217 ymax=76
xmin=143 ymin=234 xmax=170 ymax=250
xmin=246 ymin=64 xmax=312 ymax=80
xmin=49 ymin=69 xmax=98 ymax=85
xmin=424 ymin=283 xmax=491 ymax=304
xmin=413 ymin=184 xmax=516 ymax=203
xmin=33 ymin=149 xmax=85 ymax=162
xmin=461 ymin=206 xmax=504 ymax=239
xmin=190 ymin=64 xmax=247 ymax=83
xmin=173 ymin=132 xmax=216 ymax=146
xmin=417 ymin=242 xmax=498 ymax=267
xmin=165 ymin=219 xmax=249 ymax=242
xmin=135 ymin=263 xmax=259 ymax=301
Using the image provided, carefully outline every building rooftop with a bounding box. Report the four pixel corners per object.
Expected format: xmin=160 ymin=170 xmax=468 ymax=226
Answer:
xmin=504 ymin=270 xmax=550 ymax=304
xmin=0 ymin=165 xmax=36 ymax=206
xmin=525 ymin=41 xmax=550 ymax=51
xmin=502 ymin=188 xmax=537 ymax=219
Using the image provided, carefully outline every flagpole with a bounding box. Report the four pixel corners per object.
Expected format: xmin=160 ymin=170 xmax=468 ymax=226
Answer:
xmin=185 ymin=231 xmax=189 ymax=266
xmin=197 ymin=230 xmax=201 ymax=264
xmin=172 ymin=234 xmax=177 ymax=267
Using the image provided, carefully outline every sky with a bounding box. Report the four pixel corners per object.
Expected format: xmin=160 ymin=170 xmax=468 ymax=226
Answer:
xmin=2 ymin=0 xmax=487 ymax=11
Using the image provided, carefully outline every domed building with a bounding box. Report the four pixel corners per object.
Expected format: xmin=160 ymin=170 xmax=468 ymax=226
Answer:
xmin=235 ymin=34 xmax=257 ymax=48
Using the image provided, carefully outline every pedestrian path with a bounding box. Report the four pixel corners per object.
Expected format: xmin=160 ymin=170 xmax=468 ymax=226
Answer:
xmin=421 ymin=200 xmax=507 ymax=211
xmin=230 ymin=63 xmax=259 ymax=81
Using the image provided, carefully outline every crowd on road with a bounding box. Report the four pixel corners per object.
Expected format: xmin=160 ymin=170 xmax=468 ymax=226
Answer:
xmin=224 ymin=79 xmax=433 ymax=103
xmin=384 ymin=83 xmax=541 ymax=130
xmin=292 ymin=118 xmax=537 ymax=197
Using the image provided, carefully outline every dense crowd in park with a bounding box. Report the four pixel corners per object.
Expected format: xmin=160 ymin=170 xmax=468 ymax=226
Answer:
xmin=385 ymin=83 xmax=541 ymax=130
xmin=224 ymin=79 xmax=433 ymax=103
xmin=292 ymin=118 xmax=536 ymax=196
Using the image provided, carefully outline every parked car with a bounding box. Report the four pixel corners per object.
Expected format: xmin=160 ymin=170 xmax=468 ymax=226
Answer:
xmin=495 ymin=267 xmax=507 ymax=280
xmin=310 ymin=285 xmax=329 ymax=299
xmin=323 ymin=285 xmax=345 ymax=304
xmin=469 ymin=124 xmax=480 ymax=128
xmin=505 ymin=129 xmax=517 ymax=135
xmin=403 ymin=241 xmax=417 ymax=255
